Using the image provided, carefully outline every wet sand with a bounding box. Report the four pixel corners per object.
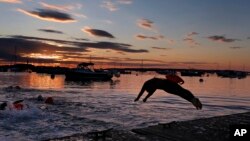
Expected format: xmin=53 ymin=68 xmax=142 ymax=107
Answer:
xmin=46 ymin=112 xmax=250 ymax=141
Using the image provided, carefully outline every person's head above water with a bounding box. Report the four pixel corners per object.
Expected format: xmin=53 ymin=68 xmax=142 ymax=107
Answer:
xmin=37 ymin=95 xmax=44 ymax=101
xmin=0 ymin=102 xmax=7 ymax=110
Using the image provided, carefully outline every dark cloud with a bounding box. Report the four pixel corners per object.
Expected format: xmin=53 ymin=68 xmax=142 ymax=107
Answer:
xmin=0 ymin=35 xmax=150 ymax=65
xmin=183 ymin=32 xmax=200 ymax=46
xmin=0 ymin=36 xmax=216 ymax=68
xmin=137 ymin=19 xmax=154 ymax=30
xmin=11 ymin=35 xmax=74 ymax=45
xmin=151 ymin=47 xmax=168 ymax=50
xmin=0 ymin=37 xmax=89 ymax=64
xmin=229 ymin=46 xmax=244 ymax=49
xmin=247 ymin=37 xmax=250 ymax=39
xmin=136 ymin=34 xmax=164 ymax=40
xmin=82 ymin=27 xmax=115 ymax=38
xmin=12 ymin=35 xmax=146 ymax=53
xmin=0 ymin=37 xmax=87 ymax=55
xmin=71 ymin=37 xmax=89 ymax=41
xmin=208 ymin=35 xmax=238 ymax=43
xmin=17 ymin=8 xmax=76 ymax=23
xmin=136 ymin=34 xmax=154 ymax=40
xmin=38 ymin=29 xmax=64 ymax=34
xmin=0 ymin=35 xmax=147 ymax=64
xmin=77 ymin=42 xmax=147 ymax=53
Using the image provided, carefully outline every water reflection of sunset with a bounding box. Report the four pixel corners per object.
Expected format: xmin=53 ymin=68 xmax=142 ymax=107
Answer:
xmin=28 ymin=73 xmax=65 ymax=89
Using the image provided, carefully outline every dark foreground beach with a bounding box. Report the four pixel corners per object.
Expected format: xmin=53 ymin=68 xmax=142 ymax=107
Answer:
xmin=46 ymin=111 xmax=250 ymax=141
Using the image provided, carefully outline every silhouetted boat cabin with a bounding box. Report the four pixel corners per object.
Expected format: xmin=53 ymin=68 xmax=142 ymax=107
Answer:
xmin=65 ymin=63 xmax=113 ymax=81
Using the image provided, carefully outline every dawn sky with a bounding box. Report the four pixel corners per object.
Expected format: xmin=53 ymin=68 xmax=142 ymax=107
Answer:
xmin=0 ymin=0 xmax=250 ymax=70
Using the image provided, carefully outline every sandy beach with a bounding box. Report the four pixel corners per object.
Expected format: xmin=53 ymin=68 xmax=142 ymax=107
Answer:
xmin=46 ymin=111 xmax=250 ymax=141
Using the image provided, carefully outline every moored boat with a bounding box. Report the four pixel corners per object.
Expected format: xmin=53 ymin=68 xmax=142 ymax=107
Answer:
xmin=216 ymin=70 xmax=247 ymax=79
xmin=65 ymin=63 xmax=113 ymax=81
xmin=180 ymin=70 xmax=204 ymax=77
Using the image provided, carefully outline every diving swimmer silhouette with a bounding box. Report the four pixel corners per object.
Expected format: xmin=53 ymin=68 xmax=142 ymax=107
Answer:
xmin=134 ymin=78 xmax=202 ymax=110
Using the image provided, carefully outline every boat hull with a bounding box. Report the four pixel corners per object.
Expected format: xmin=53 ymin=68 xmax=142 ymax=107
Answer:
xmin=65 ymin=71 xmax=113 ymax=81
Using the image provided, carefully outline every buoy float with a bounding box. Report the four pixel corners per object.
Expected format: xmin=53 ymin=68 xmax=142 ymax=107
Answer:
xmin=199 ymin=78 xmax=204 ymax=82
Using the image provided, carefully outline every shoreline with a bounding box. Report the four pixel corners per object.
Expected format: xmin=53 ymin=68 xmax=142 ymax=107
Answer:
xmin=46 ymin=111 xmax=250 ymax=141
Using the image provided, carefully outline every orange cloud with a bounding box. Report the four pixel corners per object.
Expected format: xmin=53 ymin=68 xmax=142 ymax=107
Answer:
xmin=135 ymin=34 xmax=164 ymax=40
xmin=137 ymin=19 xmax=154 ymax=30
xmin=82 ymin=26 xmax=115 ymax=38
xmin=0 ymin=0 xmax=21 ymax=3
xmin=17 ymin=8 xmax=76 ymax=23
xmin=151 ymin=47 xmax=169 ymax=50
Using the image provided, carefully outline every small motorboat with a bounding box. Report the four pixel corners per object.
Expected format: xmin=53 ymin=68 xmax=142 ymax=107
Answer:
xmin=65 ymin=63 xmax=113 ymax=81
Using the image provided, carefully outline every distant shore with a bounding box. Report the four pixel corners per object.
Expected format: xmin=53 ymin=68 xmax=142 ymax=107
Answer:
xmin=46 ymin=111 xmax=250 ymax=141
xmin=1 ymin=63 xmax=249 ymax=74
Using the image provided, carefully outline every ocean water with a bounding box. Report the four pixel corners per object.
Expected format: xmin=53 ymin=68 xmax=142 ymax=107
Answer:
xmin=0 ymin=72 xmax=249 ymax=141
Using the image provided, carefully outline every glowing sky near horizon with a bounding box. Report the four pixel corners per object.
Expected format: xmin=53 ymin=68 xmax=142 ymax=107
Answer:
xmin=0 ymin=0 xmax=250 ymax=70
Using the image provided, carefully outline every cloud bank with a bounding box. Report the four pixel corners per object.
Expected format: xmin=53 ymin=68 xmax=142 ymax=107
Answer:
xmin=135 ymin=34 xmax=164 ymax=40
xmin=0 ymin=35 xmax=148 ymax=65
xmin=17 ymin=8 xmax=76 ymax=23
xmin=208 ymin=35 xmax=238 ymax=43
xmin=137 ymin=19 xmax=154 ymax=30
xmin=38 ymin=29 xmax=64 ymax=34
xmin=151 ymin=47 xmax=168 ymax=50
xmin=82 ymin=27 xmax=115 ymax=38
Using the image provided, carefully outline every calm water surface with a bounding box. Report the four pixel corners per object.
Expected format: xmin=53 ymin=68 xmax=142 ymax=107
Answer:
xmin=0 ymin=72 xmax=249 ymax=140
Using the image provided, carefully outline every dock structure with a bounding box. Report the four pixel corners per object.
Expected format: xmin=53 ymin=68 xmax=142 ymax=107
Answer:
xmin=46 ymin=112 xmax=250 ymax=141
xmin=132 ymin=112 xmax=250 ymax=141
